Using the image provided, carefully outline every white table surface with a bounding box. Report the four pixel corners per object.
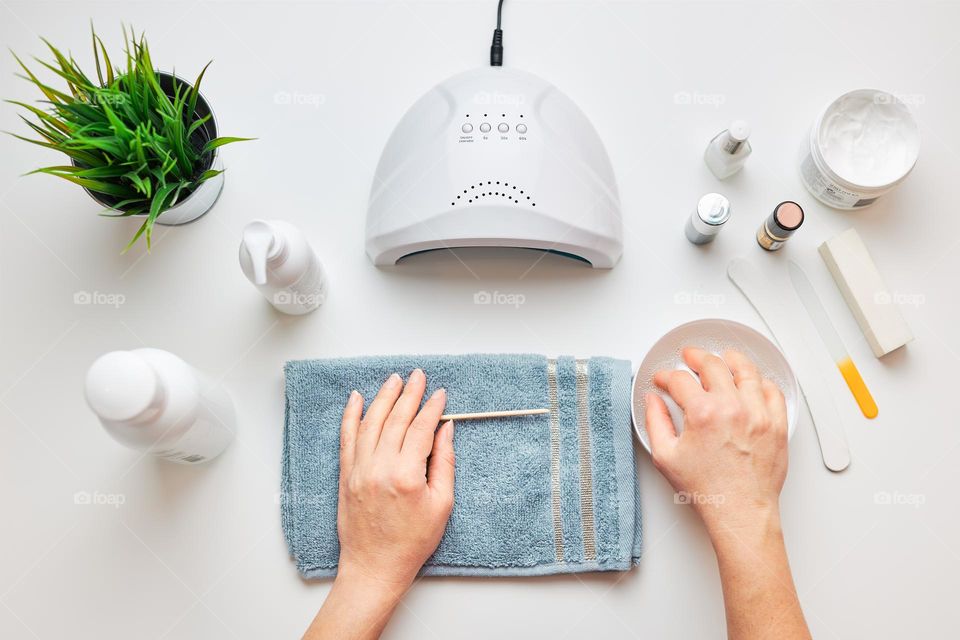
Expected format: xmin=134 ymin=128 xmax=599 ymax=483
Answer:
xmin=2 ymin=1 xmax=958 ymax=638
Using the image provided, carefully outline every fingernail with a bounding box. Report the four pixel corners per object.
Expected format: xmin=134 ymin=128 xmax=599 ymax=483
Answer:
xmin=430 ymin=387 xmax=446 ymax=401
xmin=388 ymin=372 xmax=401 ymax=385
xmin=411 ymin=368 xmax=424 ymax=380
xmin=348 ymin=390 xmax=361 ymax=405
xmin=444 ymin=420 xmax=455 ymax=439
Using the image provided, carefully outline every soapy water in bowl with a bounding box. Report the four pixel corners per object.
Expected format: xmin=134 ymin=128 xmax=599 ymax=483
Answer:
xmin=633 ymin=329 xmax=798 ymax=444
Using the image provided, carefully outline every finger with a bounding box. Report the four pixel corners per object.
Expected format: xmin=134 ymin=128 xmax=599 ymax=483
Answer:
xmin=401 ymin=387 xmax=447 ymax=462
xmin=654 ymin=369 xmax=704 ymax=410
xmin=722 ymin=350 xmax=766 ymax=416
xmin=762 ymin=379 xmax=788 ymax=436
xmin=722 ymin=350 xmax=763 ymax=398
xmin=356 ymin=373 xmax=403 ymax=456
xmin=645 ymin=393 xmax=678 ymax=463
xmin=339 ymin=390 xmax=363 ymax=479
xmin=683 ymin=347 xmax=735 ymax=393
xmin=427 ymin=421 xmax=456 ymax=500
xmin=379 ymin=369 xmax=427 ymax=452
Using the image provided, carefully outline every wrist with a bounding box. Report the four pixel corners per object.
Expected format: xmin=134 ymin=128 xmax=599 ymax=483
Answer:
xmin=701 ymin=500 xmax=783 ymax=552
xmin=309 ymin=563 xmax=411 ymax=640
xmin=335 ymin=558 xmax=415 ymax=602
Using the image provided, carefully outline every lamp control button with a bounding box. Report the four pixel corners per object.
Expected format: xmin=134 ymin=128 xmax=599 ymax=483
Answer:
xmin=498 ymin=122 xmax=509 ymax=133
xmin=516 ymin=123 xmax=527 ymax=134
xmin=461 ymin=123 xmax=473 ymax=133
xmin=479 ymin=122 xmax=491 ymax=133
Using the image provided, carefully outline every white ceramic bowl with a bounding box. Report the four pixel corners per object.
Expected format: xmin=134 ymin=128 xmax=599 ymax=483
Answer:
xmin=631 ymin=318 xmax=799 ymax=453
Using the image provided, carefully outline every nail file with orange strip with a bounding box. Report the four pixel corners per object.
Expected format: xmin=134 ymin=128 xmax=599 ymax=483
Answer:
xmin=728 ymin=258 xmax=851 ymax=472
xmin=788 ymin=261 xmax=878 ymax=419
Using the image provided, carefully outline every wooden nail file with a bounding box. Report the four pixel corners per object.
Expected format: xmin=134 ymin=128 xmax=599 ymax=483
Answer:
xmin=728 ymin=258 xmax=851 ymax=472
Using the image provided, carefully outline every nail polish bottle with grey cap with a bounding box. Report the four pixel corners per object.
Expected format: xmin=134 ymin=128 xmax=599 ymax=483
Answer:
xmin=705 ymin=120 xmax=752 ymax=179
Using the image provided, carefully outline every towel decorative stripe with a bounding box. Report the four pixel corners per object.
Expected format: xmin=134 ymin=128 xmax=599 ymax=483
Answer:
xmin=575 ymin=359 xmax=598 ymax=562
xmin=547 ymin=358 xmax=565 ymax=563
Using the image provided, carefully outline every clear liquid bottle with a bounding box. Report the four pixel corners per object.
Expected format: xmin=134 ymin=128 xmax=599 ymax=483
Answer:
xmin=84 ymin=349 xmax=235 ymax=464
xmin=704 ymin=120 xmax=752 ymax=179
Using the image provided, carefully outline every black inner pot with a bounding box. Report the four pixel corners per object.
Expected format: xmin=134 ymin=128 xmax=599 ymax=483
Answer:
xmin=80 ymin=71 xmax=218 ymax=211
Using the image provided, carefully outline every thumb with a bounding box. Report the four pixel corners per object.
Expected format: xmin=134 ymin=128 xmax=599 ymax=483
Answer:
xmin=645 ymin=392 xmax=678 ymax=462
xmin=427 ymin=420 xmax=456 ymax=500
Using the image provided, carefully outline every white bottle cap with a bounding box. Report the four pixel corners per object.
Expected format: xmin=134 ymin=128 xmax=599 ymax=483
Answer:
xmin=241 ymin=220 xmax=282 ymax=285
xmin=728 ymin=120 xmax=751 ymax=142
xmin=85 ymin=351 xmax=161 ymax=423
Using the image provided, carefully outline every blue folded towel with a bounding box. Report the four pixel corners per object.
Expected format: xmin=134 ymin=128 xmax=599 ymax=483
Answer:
xmin=282 ymin=354 xmax=641 ymax=578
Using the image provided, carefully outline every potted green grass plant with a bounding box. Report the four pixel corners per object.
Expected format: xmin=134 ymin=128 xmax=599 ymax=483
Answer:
xmin=7 ymin=26 xmax=251 ymax=251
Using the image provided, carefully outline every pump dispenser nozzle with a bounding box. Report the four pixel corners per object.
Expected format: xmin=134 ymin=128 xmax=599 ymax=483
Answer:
xmin=239 ymin=219 xmax=326 ymax=315
xmin=241 ymin=220 xmax=279 ymax=285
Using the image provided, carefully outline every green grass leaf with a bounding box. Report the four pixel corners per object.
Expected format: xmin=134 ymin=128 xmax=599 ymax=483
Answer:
xmin=6 ymin=132 xmax=103 ymax=166
xmin=6 ymin=100 xmax=72 ymax=134
xmin=202 ymin=136 xmax=255 ymax=154
xmin=143 ymin=182 xmax=177 ymax=249
xmin=11 ymin=51 xmax=73 ymax=104
xmin=198 ymin=168 xmax=223 ymax=181
xmin=188 ymin=60 xmax=212 ymax=118
xmin=37 ymin=170 xmax=137 ymax=197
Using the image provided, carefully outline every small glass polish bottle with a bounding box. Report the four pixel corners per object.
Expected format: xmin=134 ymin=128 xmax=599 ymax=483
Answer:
xmin=704 ymin=120 xmax=752 ymax=179
xmin=757 ymin=201 xmax=804 ymax=251
xmin=685 ymin=193 xmax=731 ymax=244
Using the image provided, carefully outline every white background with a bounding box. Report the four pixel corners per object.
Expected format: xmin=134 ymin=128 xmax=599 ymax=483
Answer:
xmin=2 ymin=1 xmax=958 ymax=638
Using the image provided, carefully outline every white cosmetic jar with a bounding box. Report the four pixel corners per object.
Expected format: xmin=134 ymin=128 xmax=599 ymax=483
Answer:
xmin=799 ymin=89 xmax=920 ymax=209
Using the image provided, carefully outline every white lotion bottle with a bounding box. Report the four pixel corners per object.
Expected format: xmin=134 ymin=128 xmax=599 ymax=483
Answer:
xmin=84 ymin=349 xmax=235 ymax=464
xmin=239 ymin=220 xmax=327 ymax=315
xmin=704 ymin=120 xmax=752 ymax=179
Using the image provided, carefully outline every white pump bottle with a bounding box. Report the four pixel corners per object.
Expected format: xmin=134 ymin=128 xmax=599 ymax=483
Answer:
xmin=84 ymin=349 xmax=235 ymax=464
xmin=239 ymin=220 xmax=327 ymax=315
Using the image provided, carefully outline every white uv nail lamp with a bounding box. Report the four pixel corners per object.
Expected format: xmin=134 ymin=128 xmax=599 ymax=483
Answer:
xmin=365 ymin=67 xmax=623 ymax=268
